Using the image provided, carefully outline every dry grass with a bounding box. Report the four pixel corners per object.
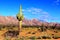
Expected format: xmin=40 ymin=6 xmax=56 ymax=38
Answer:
xmin=0 ymin=27 xmax=60 ymax=40
xmin=20 ymin=27 xmax=60 ymax=40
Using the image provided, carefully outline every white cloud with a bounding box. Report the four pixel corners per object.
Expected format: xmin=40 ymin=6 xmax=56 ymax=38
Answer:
xmin=23 ymin=7 xmax=43 ymax=15
xmin=22 ymin=7 xmax=59 ymax=22
xmin=22 ymin=7 xmax=49 ymax=21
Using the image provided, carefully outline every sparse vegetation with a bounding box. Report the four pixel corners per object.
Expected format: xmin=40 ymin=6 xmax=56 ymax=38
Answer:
xmin=0 ymin=5 xmax=60 ymax=40
xmin=29 ymin=36 xmax=36 ymax=40
xmin=5 ymin=37 xmax=11 ymax=40
xmin=0 ymin=25 xmax=60 ymax=40
xmin=41 ymin=36 xmax=51 ymax=39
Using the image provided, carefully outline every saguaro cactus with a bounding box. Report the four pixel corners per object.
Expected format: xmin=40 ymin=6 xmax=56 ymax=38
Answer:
xmin=16 ymin=5 xmax=24 ymax=32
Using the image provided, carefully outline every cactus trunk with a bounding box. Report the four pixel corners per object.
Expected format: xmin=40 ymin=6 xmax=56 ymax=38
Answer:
xmin=19 ymin=21 xmax=22 ymax=31
xmin=19 ymin=21 xmax=22 ymax=36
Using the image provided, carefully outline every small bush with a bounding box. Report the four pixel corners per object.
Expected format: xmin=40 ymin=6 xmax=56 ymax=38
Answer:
xmin=38 ymin=28 xmax=41 ymax=32
xmin=27 ymin=32 xmax=31 ymax=34
xmin=53 ymin=36 xmax=60 ymax=39
xmin=52 ymin=34 xmax=54 ymax=35
xmin=15 ymin=37 xmax=21 ymax=40
xmin=29 ymin=36 xmax=36 ymax=40
xmin=54 ymin=31 xmax=58 ymax=33
xmin=32 ymin=32 xmax=35 ymax=34
xmin=45 ymin=26 xmax=48 ymax=29
xmin=50 ymin=26 xmax=55 ymax=29
xmin=5 ymin=37 xmax=11 ymax=40
xmin=0 ymin=27 xmax=2 ymax=30
xmin=41 ymin=36 xmax=51 ymax=39
xmin=37 ymin=37 xmax=41 ymax=39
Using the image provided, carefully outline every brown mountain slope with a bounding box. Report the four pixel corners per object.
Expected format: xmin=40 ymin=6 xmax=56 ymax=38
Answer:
xmin=0 ymin=16 xmax=60 ymax=29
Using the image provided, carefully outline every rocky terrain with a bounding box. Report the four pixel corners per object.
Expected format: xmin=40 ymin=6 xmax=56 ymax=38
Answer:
xmin=0 ymin=16 xmax=60 ymax=29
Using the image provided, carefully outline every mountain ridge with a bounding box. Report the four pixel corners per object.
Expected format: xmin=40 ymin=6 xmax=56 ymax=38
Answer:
xmin=0 ymin=16 xmax=60 ymax=29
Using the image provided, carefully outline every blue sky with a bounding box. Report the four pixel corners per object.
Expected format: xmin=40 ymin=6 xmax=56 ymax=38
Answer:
xmin=0 ymin=0 xmax=60 ymax=23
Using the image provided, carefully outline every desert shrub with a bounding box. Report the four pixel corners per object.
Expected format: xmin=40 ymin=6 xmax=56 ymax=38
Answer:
xmin=37 ymin=36 xmax=41 ymax=39
xmin=27 ymin=32 xmax=31 ymax=34
xmin=15 ymin=37 xmax=21 ymax=40
xmin=19 ymin=38 xmax=24 ymax=40
xmin=50 ymin=26 xmax=55 ymax=29
xmin=32 ymin=32 xmax=35 ymax=34
xmin=52 ymin=34 xmax=60 ymax=39
xmin=0 ymin=27 xmax=2 ymax=30
xmin=29 ymin=36 xmax=36 ymax=40
xmin=45 ymin=26 xmax=48 ymax=29
xmin=4 ymin=31 xmax=19 ymax=37
xmin=43 ymin=27 xmax=47 ymax=31
xmin=0 ymin=24 xmax=3 ymax=30
xmin=40 ymin=24 xmax=47 ymax=32
xmin=52 ymin=34 xmax=54 ymax=35
xmin=5 ymin=37 xmax=11 ymax=40
xmin=38 ymin=28 xmax=41 ymax=32
xmin=54 ymin=31 xmax=58 ymax=33
xmin=57 ymin=27 xmax=60 ymax=30
xmin=41 ymin=36 xmax=51 ymax=39
xmin=22 ymin=25 xmax=40 ymax=28
xmin=20 ymin=37 xmax=25 ymax=40
xmin=40 ymin=26 xmax=43 ymax=32
xmin=42 ymin=36 xmax=46 ymax=39
xmin=15 ymin=37 xmax=23 ymax=40
xmin=52 ymin=36 xmax=60 ymax=39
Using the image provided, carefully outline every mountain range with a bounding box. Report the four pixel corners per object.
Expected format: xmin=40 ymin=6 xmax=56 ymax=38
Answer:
xmin=0 ymin=16 xmax=60 ymax=29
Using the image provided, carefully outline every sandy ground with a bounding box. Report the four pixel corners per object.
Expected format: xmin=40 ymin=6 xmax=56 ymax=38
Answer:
xmin=0 ymin=28 xmax=60 ymax=40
